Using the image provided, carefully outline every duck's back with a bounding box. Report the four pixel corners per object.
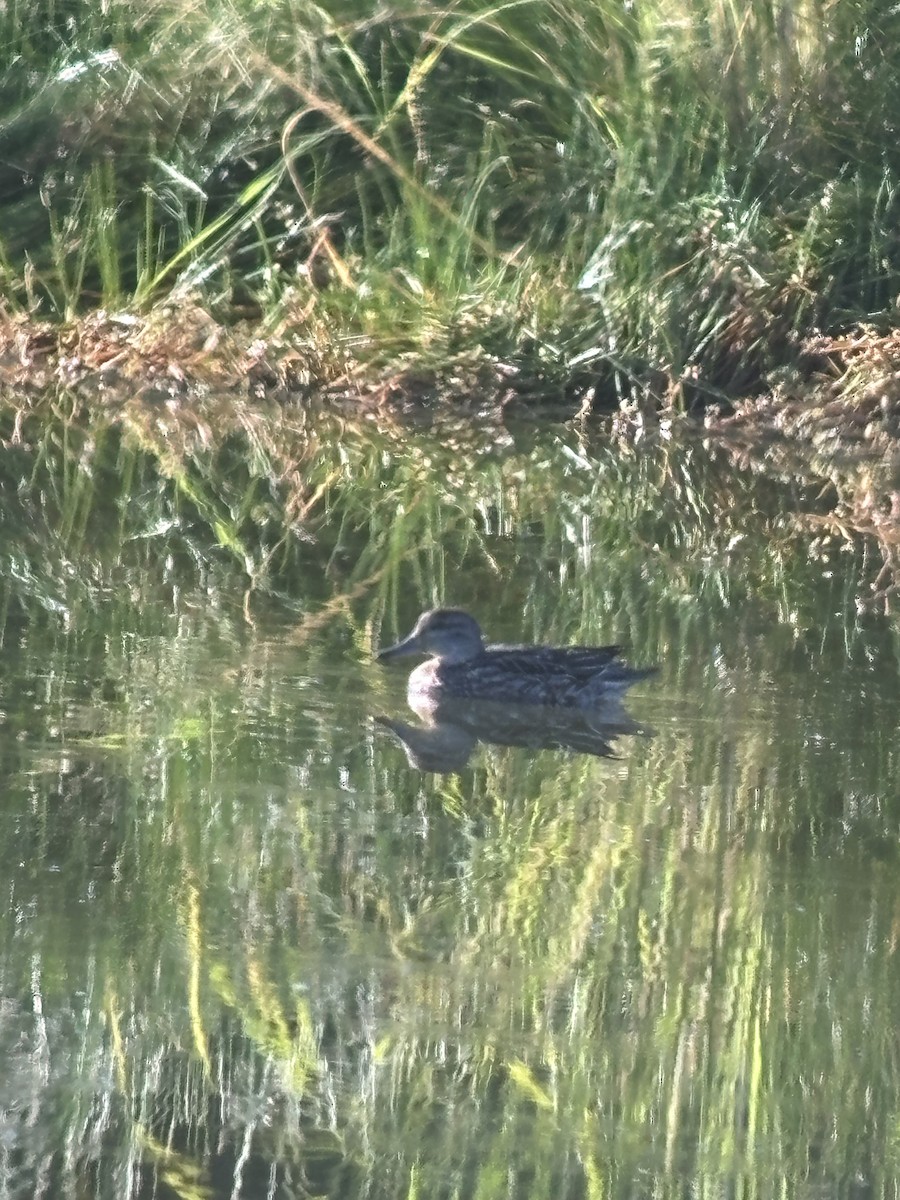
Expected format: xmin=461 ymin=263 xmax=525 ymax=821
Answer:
xmin=411 ymin=643 xmax=652 ymax=707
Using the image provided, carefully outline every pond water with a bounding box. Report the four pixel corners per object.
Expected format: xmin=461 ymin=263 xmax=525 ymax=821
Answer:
xmin=0 ymin=403 xmax=898 ymax=1199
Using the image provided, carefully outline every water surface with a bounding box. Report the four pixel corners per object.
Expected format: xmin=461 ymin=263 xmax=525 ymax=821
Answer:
xmin=0 ymin=405 xmax=898 ymax=1198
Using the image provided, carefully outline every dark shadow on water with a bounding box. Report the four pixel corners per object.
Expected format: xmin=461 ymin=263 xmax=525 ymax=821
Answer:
xmin=376 ymin=695 xmax=652 ymax=773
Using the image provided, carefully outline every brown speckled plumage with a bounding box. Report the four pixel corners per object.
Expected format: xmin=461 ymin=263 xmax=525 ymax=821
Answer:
xmin=377 ymin=608 xmax=655 ymax=708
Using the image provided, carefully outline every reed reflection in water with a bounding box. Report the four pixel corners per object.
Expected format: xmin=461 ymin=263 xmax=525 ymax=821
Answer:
xmin=0 ymin=402 xmax=897 ymax=1199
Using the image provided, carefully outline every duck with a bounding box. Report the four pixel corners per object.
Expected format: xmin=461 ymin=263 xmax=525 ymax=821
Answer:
xmin=376 ymin=608 xmax=655 ymax=708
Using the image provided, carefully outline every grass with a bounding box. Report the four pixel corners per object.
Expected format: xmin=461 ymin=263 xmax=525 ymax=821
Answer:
xmin=3 ymin=0 xmax=900 ymax=404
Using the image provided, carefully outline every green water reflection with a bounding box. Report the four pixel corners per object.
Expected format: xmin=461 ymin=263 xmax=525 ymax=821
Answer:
xmin=0 ymin=402 xmax=898 ymax=1198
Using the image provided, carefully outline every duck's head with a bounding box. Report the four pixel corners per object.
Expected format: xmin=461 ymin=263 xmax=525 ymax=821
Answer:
xmin=377 ymin=608 xmax=485 ymax=665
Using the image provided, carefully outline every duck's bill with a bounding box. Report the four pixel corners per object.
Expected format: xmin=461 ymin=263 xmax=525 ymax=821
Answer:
xmin=376 ymin=633 xmax=423 ymax=661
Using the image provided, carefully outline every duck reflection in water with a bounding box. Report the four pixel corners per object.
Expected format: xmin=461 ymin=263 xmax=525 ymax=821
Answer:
xmin=376 ymin=608 xmax=655 ymax=772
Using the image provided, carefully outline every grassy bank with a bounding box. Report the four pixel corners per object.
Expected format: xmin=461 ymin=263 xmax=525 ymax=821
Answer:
xmin=3 ymin=0 xmax=900 ymax=406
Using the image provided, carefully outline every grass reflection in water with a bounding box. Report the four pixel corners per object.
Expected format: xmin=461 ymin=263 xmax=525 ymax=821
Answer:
xmin=0 ymin=396 xmax=898 ymax=1198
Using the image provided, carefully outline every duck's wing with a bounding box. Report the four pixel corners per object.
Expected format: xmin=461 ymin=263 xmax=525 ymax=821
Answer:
xmin=549 ymin=646 xmax=624 ymax=672
xmin=489 ymin=648 xmax=624 ymax=667
xmin=483 ymin=645 xmax=624 ymax=681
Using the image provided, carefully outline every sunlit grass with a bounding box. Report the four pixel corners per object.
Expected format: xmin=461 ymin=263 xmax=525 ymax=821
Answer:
xmin=1 ymin=0 xmax=899 ymax=393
